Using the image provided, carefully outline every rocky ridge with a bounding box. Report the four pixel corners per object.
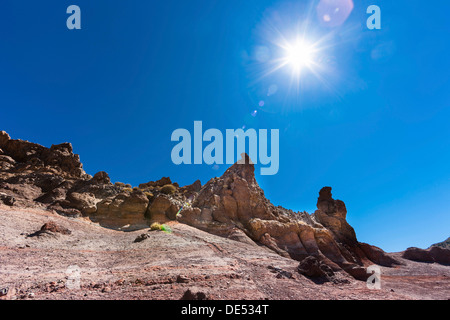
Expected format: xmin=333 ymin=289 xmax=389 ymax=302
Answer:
xmin=1 ymin=131 xmax=447 ymax=283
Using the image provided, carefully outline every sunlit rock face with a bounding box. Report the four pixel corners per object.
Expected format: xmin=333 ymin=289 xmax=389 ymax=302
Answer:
xmin=178 ymin=153 xmax=401 ymax=280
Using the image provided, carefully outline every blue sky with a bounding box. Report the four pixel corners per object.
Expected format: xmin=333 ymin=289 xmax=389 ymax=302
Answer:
xmin=1 ymin=1 xmax=449 ymax=252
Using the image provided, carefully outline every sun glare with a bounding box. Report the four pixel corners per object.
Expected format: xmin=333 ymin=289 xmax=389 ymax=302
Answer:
xmin=283 ymin=40 xmax=315 ymax=71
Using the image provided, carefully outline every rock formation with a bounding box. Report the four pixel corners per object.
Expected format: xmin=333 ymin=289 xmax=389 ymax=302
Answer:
xmin=403 ymin=246 xmax=450 ymax=265
xmin=0 ymin=132 xmax=406 ymax=280
xmin=431 ymin=237 xmax=450 ymax=250
xmin=177 ymin=153 xmax=401 ymax=280
xmin=27 ymin=221 xmax=72 ymax=237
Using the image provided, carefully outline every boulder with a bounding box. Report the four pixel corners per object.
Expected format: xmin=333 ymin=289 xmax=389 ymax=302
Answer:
xmin=28 ymin=221 xmax=71 ymax=237
xmin=180 ymin=288 xmax=209 ymax=300
xmin=297 ymin=256 xmax=336 ymax=282
xmin=0 ymin=192 xmax=15 ymax=206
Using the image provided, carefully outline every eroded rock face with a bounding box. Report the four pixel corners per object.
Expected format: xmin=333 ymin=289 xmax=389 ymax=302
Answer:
xmin=403 ymin=246 xmax=450 ymax=265
xmin=0 ymin=132 xmax=85 ymax=179
xmin=146 ymin=194 xmax=180 ymax=222
xmin=0 ymin=132 xmax=402 ymax=280
xmin=297 ymin=256 xmax=336 ymax=282
xmin=179 ymin=153 xmax=277 ymax=231
xmin=313 ymin=187 xmax=357 ymax=246
xmin=179 ymin=153 xmax=404 ymax=280
xmin=0 ymin=133 xmax=120 ymax=216
xmin=93 ymin=190 xmax=150 ymax=230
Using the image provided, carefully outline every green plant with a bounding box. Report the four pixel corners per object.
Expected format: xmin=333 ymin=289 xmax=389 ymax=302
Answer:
xmin=150 ymin=222 xmax=162 ymax=231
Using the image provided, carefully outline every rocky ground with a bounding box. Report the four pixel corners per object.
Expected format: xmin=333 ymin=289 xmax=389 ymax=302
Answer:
xmin=1 ymin=205 xmax=449 ymax=300
xmin=1 ymin=131 xmax=449 ymax=300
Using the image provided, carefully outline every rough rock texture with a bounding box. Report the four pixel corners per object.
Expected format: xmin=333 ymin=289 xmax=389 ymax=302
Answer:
xmin=0 ymin=132 xmax=402 ymax=281
xmin=297 ymin=256 xmax=336 ymax=282
xmin=27 ymin=221 xmax=71 ymax=237
xmin=403 ymin=246 xmax=450 ymax=265
xmin=176 ymin=153 xmax=401 ymax=280
xmin=0 ymin=131 xmax=85 ymax=178
xmin=90 ymin=188 xmax=176 ymax=231
xmin=180 ymin=288 xmax=210 ymax=300
xmin=0 ymin=192 xmax=15 ymax=206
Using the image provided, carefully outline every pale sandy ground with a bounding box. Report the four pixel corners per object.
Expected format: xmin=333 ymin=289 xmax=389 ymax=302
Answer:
xmin=0 ymin=205 xmax=449 ymax=300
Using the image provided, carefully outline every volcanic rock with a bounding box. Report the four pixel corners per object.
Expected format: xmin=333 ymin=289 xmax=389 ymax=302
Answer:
xmin=313 ymin=186 xmax=357 ymax=246
xmin=359 ymin=242 xmax=402 ymax=267
xmin=28 ymin=221 xmax=71 ymax=237
xmin=403 ymin=246 xmax=450 ymax=265
xmin=92 ymin=171 xmax=111 ymax=184
xmin=139 ymin=177 xmax=172 ymax=189
xmin=0 ymin=192 xmax=15 ymax=206
xmin=94 ymin=189 xmax=150 ymax=230
xmin=0 ymin=133 xmax=404 ymax=282
xmin=403 ymin=247 xmax=434 ymax=263
xmin=180 ymin=288 xmax=209 ymax=300
xmin=297 ymin=256 xmax=336 ymax=282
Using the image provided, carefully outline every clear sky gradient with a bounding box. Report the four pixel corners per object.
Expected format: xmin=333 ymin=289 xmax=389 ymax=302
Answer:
xmin=1 ymin=1 xmax=449 ymax=252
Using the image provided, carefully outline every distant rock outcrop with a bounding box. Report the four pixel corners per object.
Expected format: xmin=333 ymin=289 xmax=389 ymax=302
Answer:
xmin=403 ymin=246 xmax=450 ymax=265
xmin=431 ymin=237 xmax=450 ymax=250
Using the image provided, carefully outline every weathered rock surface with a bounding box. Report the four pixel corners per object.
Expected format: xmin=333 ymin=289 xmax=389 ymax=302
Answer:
xmin=176 ymin=153 xmax=401 ymax=280
xmin=27 ymin=221 xmax=72 ymax=237
xmin=180 ymin=288 xmax=210 ymax=300
xmin=297 ymin=256 xmax=337 ymax=282
xmin=0 ymin=132 xmax=403 ymax=281
xmin=0 ymin=131 xmax=85 ymax=178
xmin=403 ymin=246 xmax=450 ymax=265
xmin=94 ymin=189 xmax=150 ymax=230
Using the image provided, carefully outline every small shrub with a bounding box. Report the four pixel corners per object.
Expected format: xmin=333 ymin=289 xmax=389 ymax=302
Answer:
xmin=150 ymin=222 xmax=162 ymax=231
xmin=160 ymin=184 xmax=177 ymax=195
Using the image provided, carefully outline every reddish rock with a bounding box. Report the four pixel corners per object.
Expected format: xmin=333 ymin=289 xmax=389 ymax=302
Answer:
xmin=359 ymin=242 xmax=402 ymax=267
xmin=403 ymin=247 xmax=434 ymax=263
xmin=28 ymin=221 xmax=71 ymax=237
xmin=403 ymin=246 xmax=450 ymax=265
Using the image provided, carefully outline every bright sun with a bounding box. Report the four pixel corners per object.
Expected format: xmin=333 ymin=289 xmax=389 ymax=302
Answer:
xmin=282 ymin=40 xmax=316 ymax=72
